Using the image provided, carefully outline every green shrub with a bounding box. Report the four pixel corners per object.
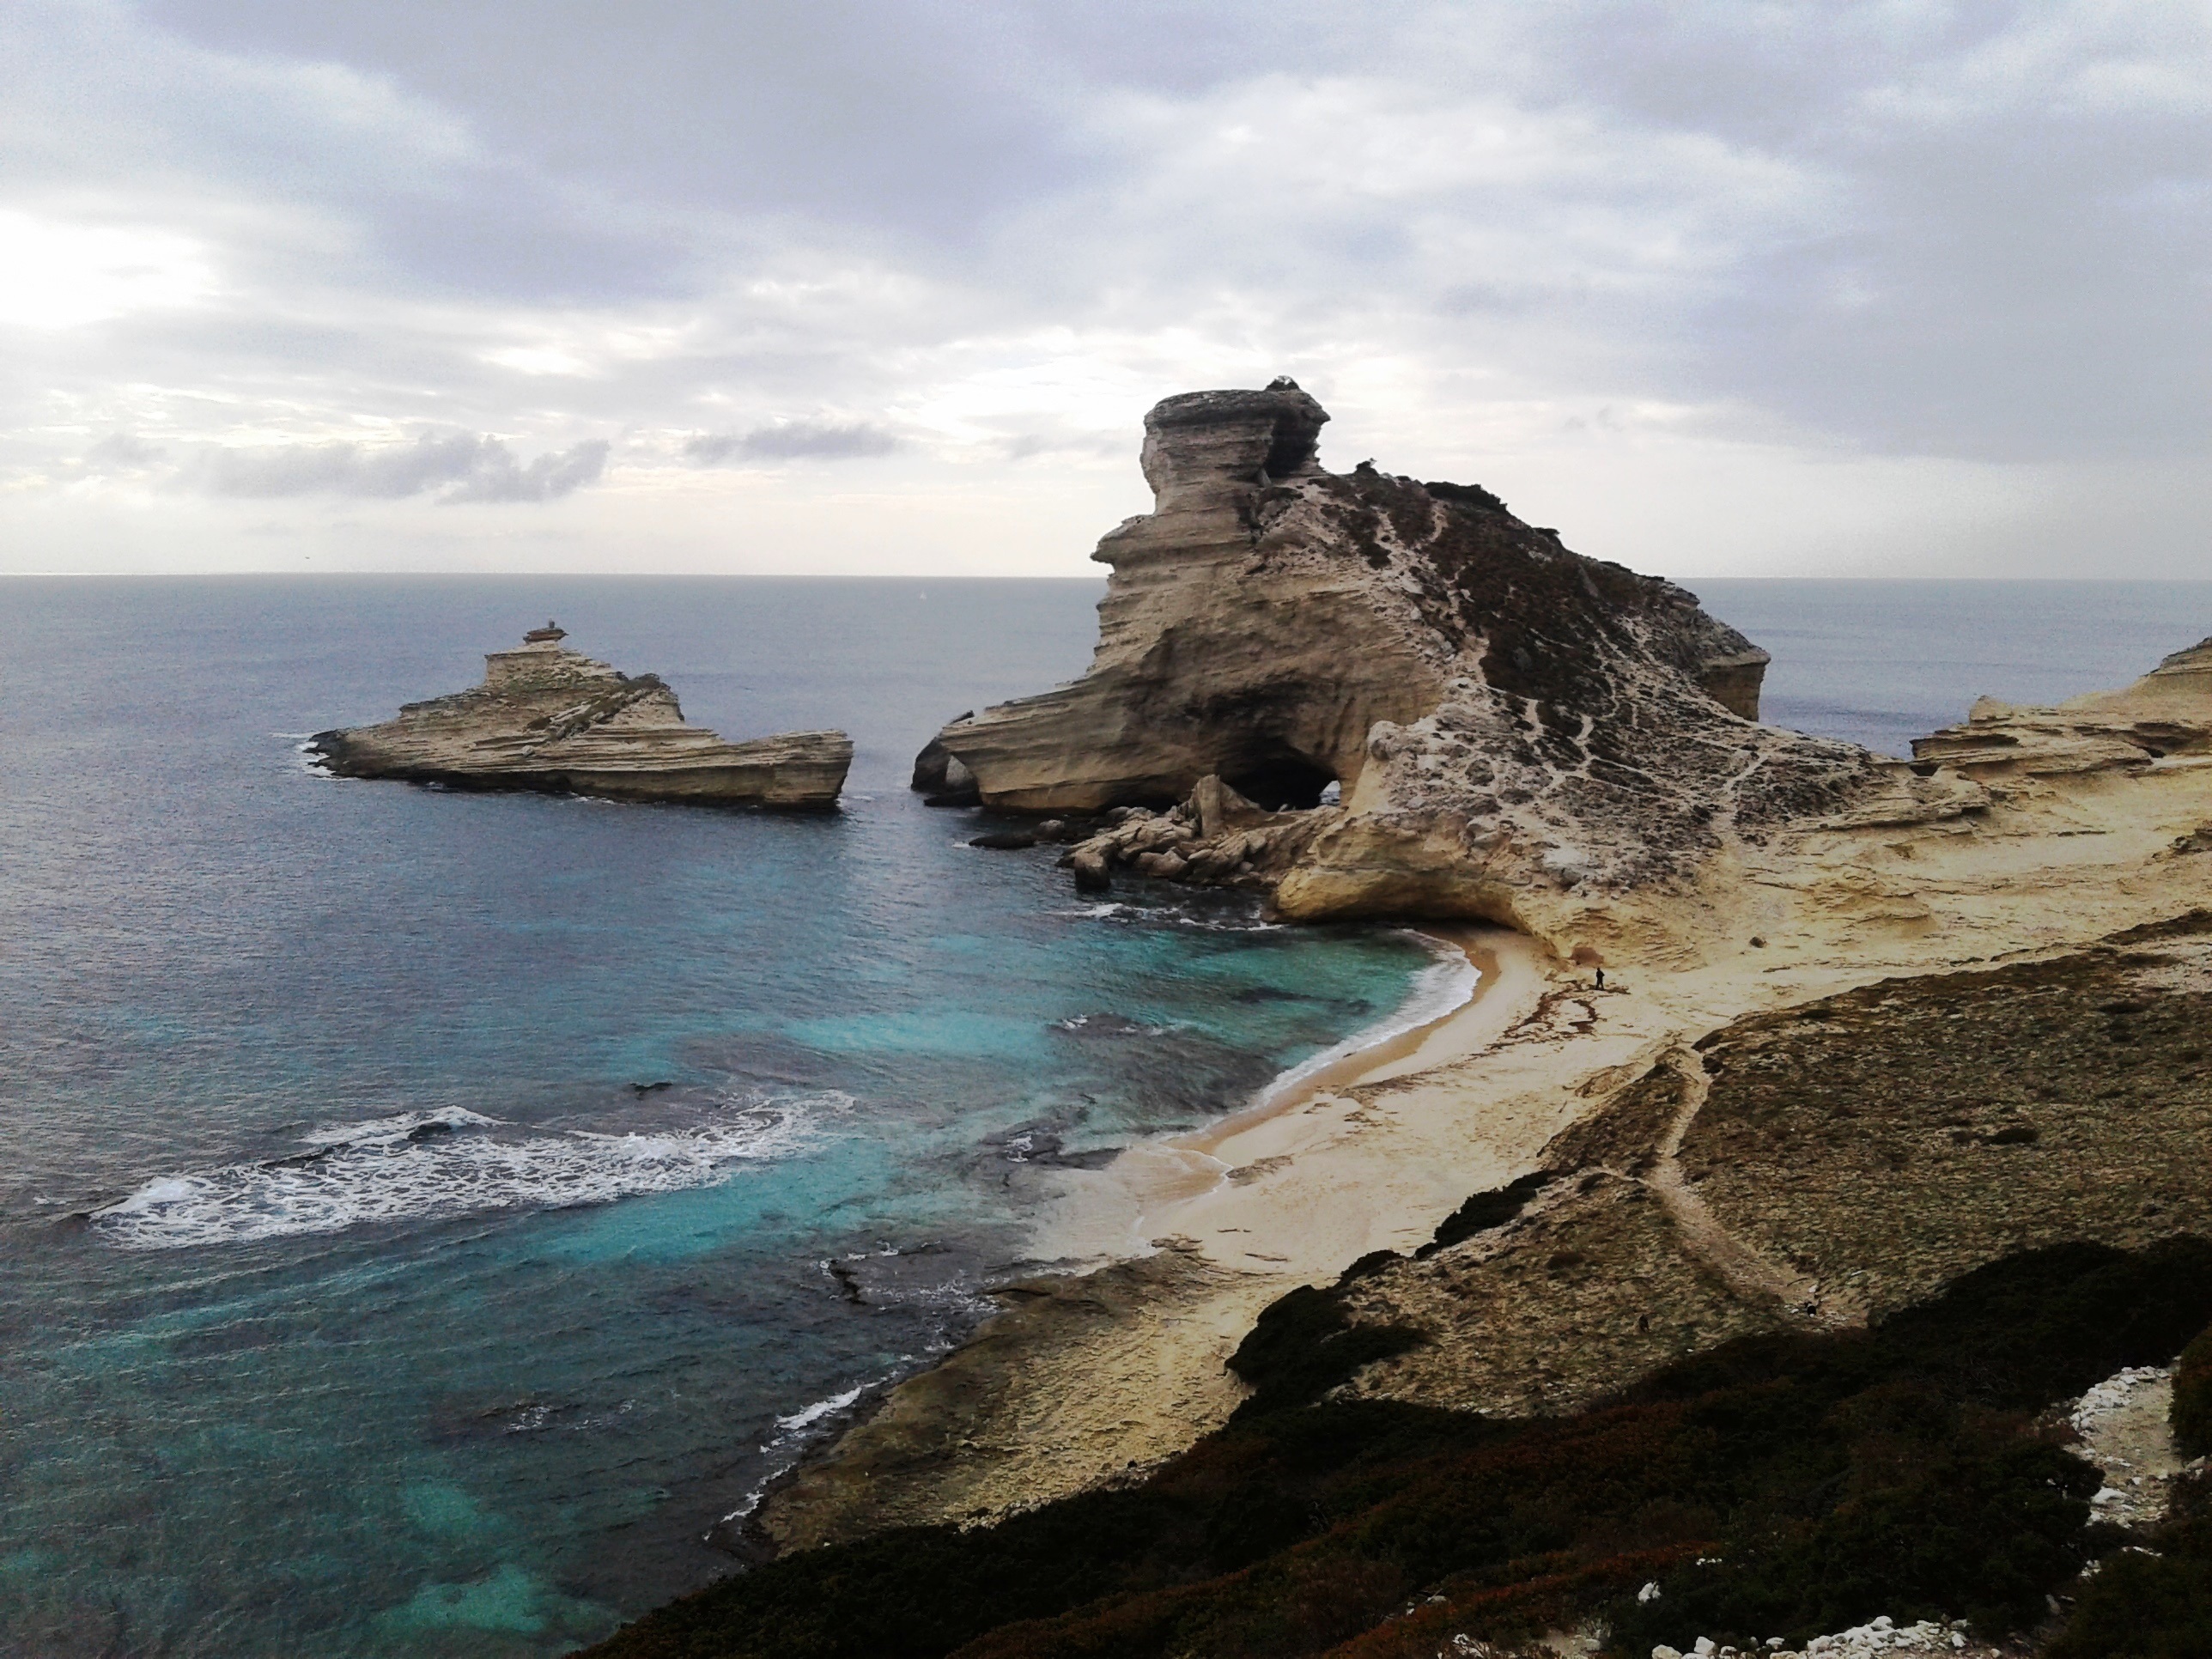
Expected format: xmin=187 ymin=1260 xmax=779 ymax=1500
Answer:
xmin=1221 ymin=1286 xmax=1425 ymax=1419
xmin=1415 ymin=1171 xmax=1554 ymax=1257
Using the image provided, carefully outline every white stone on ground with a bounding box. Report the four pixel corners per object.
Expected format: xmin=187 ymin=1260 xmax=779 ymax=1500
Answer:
xmin=2069 ymin=1364 xmax=2184 ymax=1529
xmin=1651 ymin=1616 xmax=1996 ymax=1659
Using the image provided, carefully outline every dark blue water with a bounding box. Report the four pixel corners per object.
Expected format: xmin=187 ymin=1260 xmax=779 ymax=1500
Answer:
xmin=3 ymin=577 xmax=2207 ymax=1657
xmin=1690 ymin=580 xmax=2212 ymax=757
xmin=0 ymin=578 xmax=1446 ymax=1658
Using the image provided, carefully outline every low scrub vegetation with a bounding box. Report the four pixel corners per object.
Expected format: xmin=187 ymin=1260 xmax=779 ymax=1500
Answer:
xmin=583 ymin=1239 xmax=2212 ymax=1659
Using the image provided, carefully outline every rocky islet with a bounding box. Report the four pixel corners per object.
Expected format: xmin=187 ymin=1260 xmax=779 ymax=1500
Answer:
xmin=310 ymin=622 xmax=854 ymax=808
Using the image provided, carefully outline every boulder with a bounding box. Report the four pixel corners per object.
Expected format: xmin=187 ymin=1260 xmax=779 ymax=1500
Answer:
xmin=1067 ymin=848 xmax=1112 ymax=893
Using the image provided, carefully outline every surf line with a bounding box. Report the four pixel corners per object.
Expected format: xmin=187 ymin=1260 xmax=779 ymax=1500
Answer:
xmin=1179 ymin=924 xmax=1495 ymax=1165
xmin=1038 ymin=927 xmax=1514 ymax=1252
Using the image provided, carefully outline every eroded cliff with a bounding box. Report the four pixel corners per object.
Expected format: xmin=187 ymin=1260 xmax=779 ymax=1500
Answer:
xmin=312 ymin=626 xmax=853 ymax=808
xmin=921 ymin=382 xmax=1973 ymax=943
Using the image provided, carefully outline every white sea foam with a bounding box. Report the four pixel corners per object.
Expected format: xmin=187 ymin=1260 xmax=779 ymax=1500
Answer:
xmin=289 ymin=737 xmax=337 ymax=778
xmin=716 ymin=1376 xmax=884 ymax=1527
xmin=90 ymin=1101 xmax=827 ymax=1250
xmin=775 ymin=1384 xmax=865 ymax=1433
xmin=296 ymin=1108 xmax=501 ymax=1147
xmin=1057 ymin=899 xmax=1285 ymax=933
xmin=1050 ymin=1013 xmax=1188 ymax=1036
xmin=1253 ymin=932 xmax=1480 ymax=1107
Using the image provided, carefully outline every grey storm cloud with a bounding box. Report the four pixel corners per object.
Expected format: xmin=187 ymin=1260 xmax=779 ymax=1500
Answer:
xmin=193 ymin=434 xmax=610 ymax=502
xmin=82 ymin=433 xmax=168 ymax=469
xmin=684 ymin=422 xmax=899 ymax=464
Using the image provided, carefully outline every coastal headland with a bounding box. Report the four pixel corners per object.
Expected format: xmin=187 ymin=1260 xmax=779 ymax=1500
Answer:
xmin=591 ymin=386 xmax=2212 ymax=1658
xmin=311 ymin=623 xmax=854 ymax=808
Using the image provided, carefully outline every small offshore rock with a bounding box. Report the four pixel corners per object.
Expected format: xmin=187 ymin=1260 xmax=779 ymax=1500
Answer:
xmin=969 ymin=831 xmax=1037 ymax=851
xmin=311 ymin=623 xmax=851 ymax=808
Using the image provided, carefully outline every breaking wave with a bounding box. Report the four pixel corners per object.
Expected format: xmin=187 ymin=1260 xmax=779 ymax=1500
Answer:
xmin=1057 ymin=899 xmax=1285 ymax=933
xmin=89 ymin=1101 xmax=830 ymax=1250
xmin=773 ymin=1383 xmax=865 ymax=1436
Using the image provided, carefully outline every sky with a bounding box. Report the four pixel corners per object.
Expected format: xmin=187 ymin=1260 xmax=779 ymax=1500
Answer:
xmin=2 ymin=0 xmax=2207 ymax=578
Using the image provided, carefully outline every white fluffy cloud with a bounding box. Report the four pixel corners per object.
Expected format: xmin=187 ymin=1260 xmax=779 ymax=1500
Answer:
xmin=2 ymin=0 xmax=2208 ymax=575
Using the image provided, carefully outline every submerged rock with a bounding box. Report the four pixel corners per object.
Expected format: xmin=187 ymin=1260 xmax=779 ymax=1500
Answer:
xmin=915 ymin=380 xmax=1966 ymax=932
xmin=311 ymin=623 xmax=852 ymax=809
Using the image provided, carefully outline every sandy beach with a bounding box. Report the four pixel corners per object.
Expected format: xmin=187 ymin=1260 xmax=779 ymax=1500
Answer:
xmin=1031 ymin=926 xmax=1546 ymax=1269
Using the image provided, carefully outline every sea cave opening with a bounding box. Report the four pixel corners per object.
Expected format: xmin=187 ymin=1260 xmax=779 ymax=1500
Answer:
xmin=1222 ymin=753 xmax=1337 ymax=811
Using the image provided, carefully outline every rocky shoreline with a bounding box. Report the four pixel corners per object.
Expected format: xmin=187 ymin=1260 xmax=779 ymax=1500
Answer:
xmin=311 ymin=623 xmax=853 ymax=808
xmin=583 ymin=386 xmax=2212 ymax=1658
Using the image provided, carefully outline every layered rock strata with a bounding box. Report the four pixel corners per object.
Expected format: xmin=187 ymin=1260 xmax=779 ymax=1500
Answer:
xmin=922 ymin=381 xmax=1978 ymax=943
xmin=311 ymin=627 xmax=852 ymax=808
xmin=1913 ymin=636 xmax=2212 ymax=780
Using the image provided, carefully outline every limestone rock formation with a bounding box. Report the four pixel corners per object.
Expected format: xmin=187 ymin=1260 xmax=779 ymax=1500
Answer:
xmin=925 ymin=381 xmax=1976 ymax=936
xmin=311 ymin=623 xmax=853 ymax=808
xmin=1913 ymin=636 xmax=2212 ymax=779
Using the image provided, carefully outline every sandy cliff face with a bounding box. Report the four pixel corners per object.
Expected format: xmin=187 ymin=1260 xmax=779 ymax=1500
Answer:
xmin=925 ymin=383 xmax=1451 ymax=812
xmin=926 ymin=381 xmax=1978 ymax=945
xmin=311 ymin=634 xmax=852 ymax=808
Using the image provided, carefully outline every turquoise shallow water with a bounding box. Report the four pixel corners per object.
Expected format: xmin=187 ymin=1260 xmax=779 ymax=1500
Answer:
xmin=3 ymin=575 xmax=2207 ymax=1657
xmin=0 ymin=578 xmax=1443 ymax=1657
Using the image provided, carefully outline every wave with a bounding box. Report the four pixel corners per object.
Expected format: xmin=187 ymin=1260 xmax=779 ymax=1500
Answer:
xmin=1251 ymin=931 xmax=1479 ymax=1107
xmin=717 ymin=1376 xmax=885 ymax=1528
xmin=1049 ymin=1013 xmax=1188 ymax=1036
xmin=774 ymin=1383 xmax=865 ymax=1435
xmin=295 ymin=1107 xmax=500 ymax=1147
xmin=89 ymin=1099 xmax=830 ymax=1250
xmin=1056 ymin=899 xmax=1285 ymax=933
xmin=289 ymin=737 xmax=337 ymax=779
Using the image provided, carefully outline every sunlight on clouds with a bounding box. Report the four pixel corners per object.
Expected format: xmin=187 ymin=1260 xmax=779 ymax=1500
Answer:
xmin=482 ymin=345 xmax=595 ymax=376
xmin=0 ymin=210 xmax=215 ymax=330
xmin=479 ymin=321 xmax=695 ymax=379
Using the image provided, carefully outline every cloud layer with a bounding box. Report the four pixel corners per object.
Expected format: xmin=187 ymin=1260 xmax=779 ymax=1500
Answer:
xmin=3 ymin=0 xmax=2208 ymax=574
xmin=189 ymin=434 xmax=609 ymax=501
xmin=684 ymin=423 xmax=898 ymax=464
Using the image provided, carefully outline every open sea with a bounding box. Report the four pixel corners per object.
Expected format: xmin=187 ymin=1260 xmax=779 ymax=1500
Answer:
xmin=2 ymin=576 xmax=2208 ymax=1657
